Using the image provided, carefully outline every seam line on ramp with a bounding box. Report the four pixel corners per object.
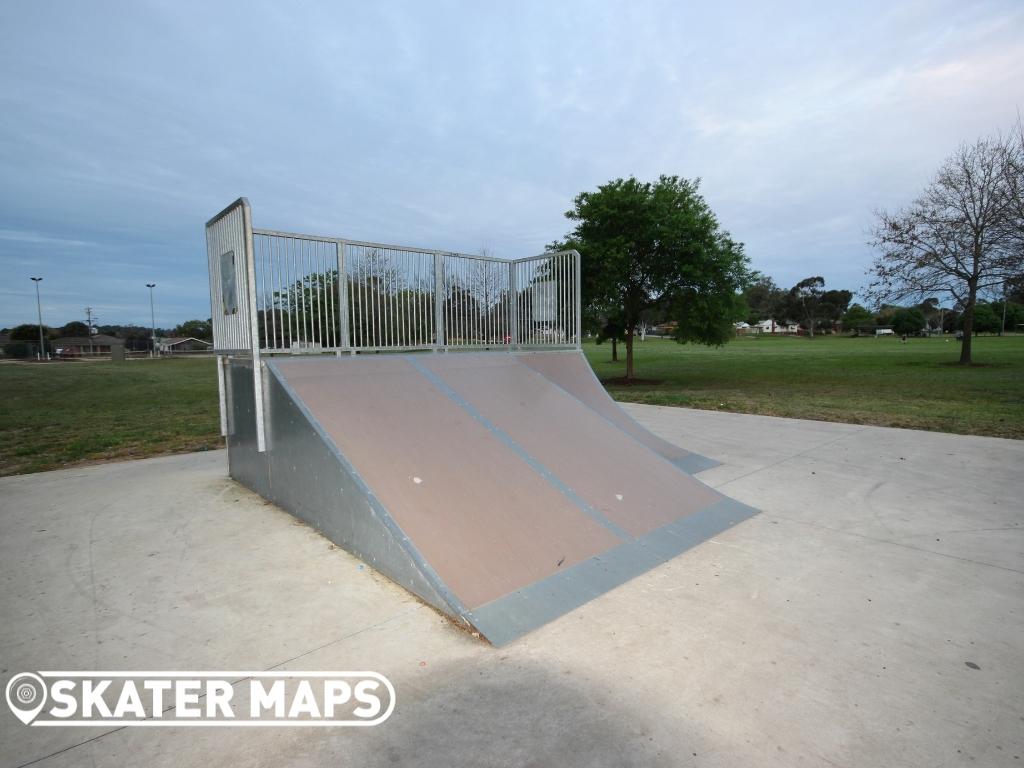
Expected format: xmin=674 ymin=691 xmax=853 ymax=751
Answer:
xmin=513 ymin=351 xmax=721 ymax=474
xmin=264 ymin=360 xmax=474 ymax=623
xmin=405 ymin=356 xmax=632 ymax=542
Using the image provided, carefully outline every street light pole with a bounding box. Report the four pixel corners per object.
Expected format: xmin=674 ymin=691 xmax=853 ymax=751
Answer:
xmin=146 ymin=283 xmax=157 ymax=358
xmin=30 ymin=277 xmax=45 ymax=360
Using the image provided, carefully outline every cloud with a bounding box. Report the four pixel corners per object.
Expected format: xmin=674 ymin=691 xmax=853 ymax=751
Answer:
xmin=0 ymin=0 xmax=1022 ymax=326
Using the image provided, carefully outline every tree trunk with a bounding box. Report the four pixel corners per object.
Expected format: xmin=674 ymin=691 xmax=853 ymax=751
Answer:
xmin=611 ymin=338 xmax=618 ymax=362
xmin=960 ymin=281 xmax=977 ymax=365
xmin=625 ymin=327 xmax=635 ymax=380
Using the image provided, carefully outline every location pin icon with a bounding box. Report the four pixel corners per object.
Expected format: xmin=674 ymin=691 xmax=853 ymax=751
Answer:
xmin=6 ymin=673 xmax=47 ymax=725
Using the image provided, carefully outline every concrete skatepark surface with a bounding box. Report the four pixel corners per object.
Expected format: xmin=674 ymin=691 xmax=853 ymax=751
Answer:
xmin=1 ymin=406 xmax=1022 ymax=767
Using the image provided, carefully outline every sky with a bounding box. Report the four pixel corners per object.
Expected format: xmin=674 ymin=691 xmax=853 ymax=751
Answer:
xmin=1 ymin=0 xmax=1022 ymax=329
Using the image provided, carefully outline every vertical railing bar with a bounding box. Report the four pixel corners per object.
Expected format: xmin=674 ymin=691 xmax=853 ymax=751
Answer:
xmin=327 ymin=241 xmax=336 ymax=349
xmin=385 ymin=249 xmax=392 ymax=349
xmin=272 ymin=236 xmax=281 ymax=350
xmin=366 ymin=248 xmax=374 ymax=349
xmin=574 ymin=250 xmax=582 ymax=348
xmin=385 ymin=248 xmax=391 ymax=349
xmin=562 ymin=252 xmax=568 ymax=345
xmin=351 ymin=246 xmax=359 ymax=349
xmin=366 ymin=247 xmax=371 ymax=350
xmin=433 ymin=253 xmax=443 ymax=349
xmin=285 ymin=236 xmax=292 ymax=350
xmin=294 ymin=238 xmax=303 ymax=349
xmin=307 ymin=239 xmax=316 ymax=349
xmin=283 ymin=236 xmax=292 ymax=350
xmin=374 ymin=248 xmax=381 ymax=349
xmin=356 ymin=247 xmax=363 ymax=349
xmin=323 ymin=241 xmax=333 ymax=349
xmin=320 ymin=240 xmax=329 ymax=349
xmin=263 ymin=237 xmax=273 ymax=350
xmin=337 ymin=241 xmax=348 ymax=352
xmin=315 ymin=240 xmax=325 ymax=349
xmin=307 ymin=238 xmax=317 ymax=348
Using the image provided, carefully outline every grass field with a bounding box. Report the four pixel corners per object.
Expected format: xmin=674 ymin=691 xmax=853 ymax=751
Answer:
xmin=586 ymin=334 xmax=1024 ymax=440
xmin=1 ymin=335 xmax=1021 ymax=475
xmin=0 ymin=357 xmax=220 ymax=476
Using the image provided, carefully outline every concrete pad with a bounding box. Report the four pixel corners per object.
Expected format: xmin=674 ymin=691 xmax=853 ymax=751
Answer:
xmin=2 ymin=408 xmax=1022 ymax=767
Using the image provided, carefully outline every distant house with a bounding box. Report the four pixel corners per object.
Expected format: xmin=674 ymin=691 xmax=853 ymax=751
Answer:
xmin=753 ymin=319 xmax=800 ymax=334
xmin=53 ymin=334 xmax=125 ymax=356
xmin=159 ymin=337 xmax=213 ymax=354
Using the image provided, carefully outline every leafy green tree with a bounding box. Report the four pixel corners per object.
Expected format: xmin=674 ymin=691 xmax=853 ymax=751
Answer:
xmin=990 ymin=300 xmax=1024 ymax=333
xmin=742 ymin=274 xmax=785 ymax=324
xmin=596 ymin=312 xmax=627 ymax=362
xmin=841 ymin=304 xmax=875 ymax=332
xmin=968 ymin=303 xmax=1000 ymax=334
xmin=173 ymin=319 xmax=213 ymax=341
xmin=776 ymin=278 xmax=850 ymax=336
xmin=59 ymin=321 xmax=89 ymax=337
xmin=1007 ymin=276 xmax=1024 ymax=304
xmin=781 ymin=276 xmax=825 ymax=336
xmin=892 ymin=307 xmax=926 ymax=336
xmin=559 ymin=175 xmax=749 ymax=379
xmin=820 ymin=289 xmax=853 ymax=332
xmin=3 ymin=341 xmax=32 ymax=358
xmin=10 ymin=323 xmax=53 ymax=341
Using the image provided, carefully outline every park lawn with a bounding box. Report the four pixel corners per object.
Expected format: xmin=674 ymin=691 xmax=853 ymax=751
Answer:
xmin=0 ymin=357 xmax=221 ymax=476
xmin=0 ymin=336 xmax=1020 ymax=476
xmin=585 ymin=334 xmax=1024 ymax=440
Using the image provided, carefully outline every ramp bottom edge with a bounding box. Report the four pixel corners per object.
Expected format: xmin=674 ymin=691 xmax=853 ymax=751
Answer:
xmin=466 ymin=498 xmax=758 ymax=646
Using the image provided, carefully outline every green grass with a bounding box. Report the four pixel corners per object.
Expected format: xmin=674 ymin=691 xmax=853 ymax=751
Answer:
xmin=0 ymin=358 xmax=221 ymax=476
xmin=585 ymin=334 xmax=1024 ymax=440
xmin=1 ymin=336 xmax=1020 ymax=476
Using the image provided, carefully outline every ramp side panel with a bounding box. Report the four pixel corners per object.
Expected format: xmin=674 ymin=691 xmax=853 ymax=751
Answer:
xmin=514 ymin=351 xmax=720 ymax=473
xmin=261 ymin=365 xmax=459 ymax=618
xmin=420 ymin=355 xmax=723 ymax=538
xmin=272 ymin=357 xmax=623 ymax=611
xmin=225 ymin=359 xmax=270 ymax=499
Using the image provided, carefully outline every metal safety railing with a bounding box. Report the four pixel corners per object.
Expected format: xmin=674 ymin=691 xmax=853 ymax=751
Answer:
xmin=206 ymin=198 xmax=582 ymax=450
xmin=245 ymin=230 xmax=580 ymax=354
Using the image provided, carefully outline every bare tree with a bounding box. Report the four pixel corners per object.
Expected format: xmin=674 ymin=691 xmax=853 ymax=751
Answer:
xmin=867 ymin=130 xmax=1024 ymax=364
xmin=468 ymin=250 xmax=507 ymax=342
xmin=1001 ymin=117 xmax=1024 ymax=256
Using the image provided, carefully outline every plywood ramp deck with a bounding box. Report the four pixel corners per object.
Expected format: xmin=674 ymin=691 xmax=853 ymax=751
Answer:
xmin=515 ymin=350 xmax=720 ymax=474
xmin=243 ymin=354 xmax=756 ymax=646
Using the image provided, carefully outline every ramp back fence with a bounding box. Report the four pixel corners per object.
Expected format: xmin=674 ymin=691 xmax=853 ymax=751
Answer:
xmin=206 ymin=198 xmax=582 ymax=450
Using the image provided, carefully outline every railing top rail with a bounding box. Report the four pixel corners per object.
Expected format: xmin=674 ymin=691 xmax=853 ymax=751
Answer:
xmin=512 ymin=248 xmax=580 ymax=264
xmin=252 ymin=226 xmax=578 ymax=268
xmin=253 ymin=227 xmax=513 ymax=264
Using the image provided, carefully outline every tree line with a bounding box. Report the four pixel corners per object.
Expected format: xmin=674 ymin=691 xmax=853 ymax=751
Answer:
xmin=2 ymin=319 xmax=213 ymax=357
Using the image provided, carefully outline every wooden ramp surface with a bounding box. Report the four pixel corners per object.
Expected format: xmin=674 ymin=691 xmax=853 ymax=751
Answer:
xmin=266 ymin=354 xmax=757 ymax=645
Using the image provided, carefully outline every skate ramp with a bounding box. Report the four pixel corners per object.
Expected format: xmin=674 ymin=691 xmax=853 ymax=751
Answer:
xmin=514 ymin=350 xmax=720 ymax=473
xmin=231 ymin=354 xmax=756 ymax=646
